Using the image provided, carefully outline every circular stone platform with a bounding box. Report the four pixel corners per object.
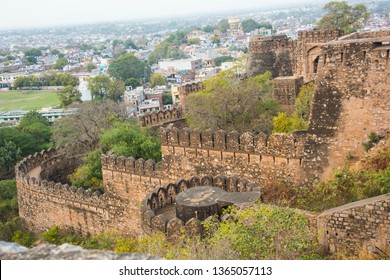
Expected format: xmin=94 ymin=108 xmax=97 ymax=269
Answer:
xmin=176 ymin=186 xmax=225 ymax=223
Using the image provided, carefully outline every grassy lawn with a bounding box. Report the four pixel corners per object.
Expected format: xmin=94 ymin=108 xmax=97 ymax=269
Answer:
xmin=0 ymin=90 xmax=60 ymax=111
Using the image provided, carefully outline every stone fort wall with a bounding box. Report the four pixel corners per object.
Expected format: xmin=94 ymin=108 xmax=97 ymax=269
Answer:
xmin=15 ymin=30 xmax=390 ymax=255
xmin=15 ymin=148 xmax=111 ymax=235
xmin=318 ymin=194 xmax=390 ymax=255
xmin=303 ymin=30 xmax=390 ymax=179
xmin=138 ymin=107 xmax=183 ymax=127
xmin=159 ymin=128 xmax=306 ymax=190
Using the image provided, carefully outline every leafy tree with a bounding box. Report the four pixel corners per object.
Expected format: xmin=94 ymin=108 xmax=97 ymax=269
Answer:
xmin=124 ymin=39 xmax=138 ymax=50
xmin=17 ymin=111 xmax=51 ymax=149
xmin=24 ymin=48 xmax=42 ymax=57
xmin=162 ymin=93 xmax=173 ymax=105
xmin=107 ymin=80 xmax=125 ymax=102
xmin=100 ymin=121 xmax=162 ymax=162
xmin=50 ymin=73 xmax=78 ymax=87
xmin=216 ymin=19 xmax=229 ymax=33
xmin=148 ymin=42 xmax=188 ymax=65
xmin=108 ymin=53 xmax=151 ymax=82
xmin=165 ymin=31 xmax=187 ymax=44
xmin=14 ymin=76 xmax=30 ymax=88
xmin=241 ymin=19 xmax=260 ymax=33
xmin=185 ymin=71 xmax=280 ymax=134
xmin=294 ymin=82 xmax=314 ymax=122
xmin=51 ymin=49 xmax=61 ymax=56
xmin=26 ymin=56 xmax=37 ymax=65
xmin=57 ymin=86 xmax=82 ymax=107
xmin=125 ymin=78 xmax=141 ymax=88
xmin=0 ymin=141 xmax=22 ymax=173
xmin=20 ymin=123 xmax=51 ymax=146
xmin=186 ymin=38 xmax=200 ymax=45
xmin=0 ymin=128 xmax=38 ymax=157
xmin=149 ymin=73 xmax=166 ymax=88
xmin=211 ymin=35 xmax=221 ymax=45
xmin=317 ymin=1 xmax=370 ymax=34
xmin=88 ymin=76 xmax=111 ymax=100
xmin=87 ymin=62 xmax=97 ymax=72
xmin=214 ymin=56 xmax=233 ymax=66
xmin=68 ymin=149 xmax=103 ymax=191
xmin=18 ymin=111 xmax=49 ymax=129
xmin=112 ymin=39 xmax=123 ymax=48
xmin=53 ymin=57 xmax=68 ymax=69
xmin=203 ymin=25 xmax=215 ymax=33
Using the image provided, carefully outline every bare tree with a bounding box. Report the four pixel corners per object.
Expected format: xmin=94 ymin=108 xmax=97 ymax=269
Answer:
xmin=51 ymin=100 xmax=127 ymax=153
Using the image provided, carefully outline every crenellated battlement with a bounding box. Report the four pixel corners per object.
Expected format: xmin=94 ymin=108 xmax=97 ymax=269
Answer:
xmin=297 ymin=30 xmax=343 ymax=43
xmin=15 ymin=143 xmax=111 ymax=235
xmin=249 ymin=35 xmax=294 ymax=53
xmin=138 ymin=107 xmax=183 ymax=127
xmin=161 ymin=127 xmax=306 ymax=158
xmin=140 ymin=176 xmax=260 ymax=236
xmin=101 ymin=155 xmax=163 ymax=177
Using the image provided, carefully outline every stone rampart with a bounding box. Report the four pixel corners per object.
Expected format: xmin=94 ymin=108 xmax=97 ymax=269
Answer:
xmin=159 ymin=127 xmax=306 ymax=188
xmin=304 ymin=32 xmax=390 ymax=179
xmin=248 ymin=35 xmax=295 ymax=78
xmin=15 ymin=148 xmax=109 ymax=235
xmin=140 ymin=176 xmax=259 ymax=237
xmin=138 ymin=107 xmax=182 ymax=127
xmin=318 ymin=194 xmax=390 ymax=255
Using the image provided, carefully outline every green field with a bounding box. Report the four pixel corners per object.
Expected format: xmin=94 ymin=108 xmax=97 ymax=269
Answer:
xmin=0 ymin=90 xmax=60 ymax=111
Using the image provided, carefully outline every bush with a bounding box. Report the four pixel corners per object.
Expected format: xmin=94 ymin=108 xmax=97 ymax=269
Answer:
xmin=363 ymin=132 xmax=380 ymax=152
xmin=295 ymin=167 xmax=390 ymax=212
xmin=41 ymin=226 xmax=84 ymax=246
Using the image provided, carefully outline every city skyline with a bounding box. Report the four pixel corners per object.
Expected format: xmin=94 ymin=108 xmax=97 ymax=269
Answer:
xmin=1 ymin=0 xmax=327 ymax=30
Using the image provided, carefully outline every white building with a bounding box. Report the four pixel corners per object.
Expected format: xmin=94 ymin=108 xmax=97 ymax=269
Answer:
xmin=139 ymin=99 xmax=160 ymax=114
xmin=158 ymin=58 xmax=202 ymax=72
xmin=123 ymin=86 xmax=145 ymax=115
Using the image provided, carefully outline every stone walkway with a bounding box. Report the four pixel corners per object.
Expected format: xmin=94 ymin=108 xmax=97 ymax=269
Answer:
xmin=26 ymin=166 xmax=41 ymax=179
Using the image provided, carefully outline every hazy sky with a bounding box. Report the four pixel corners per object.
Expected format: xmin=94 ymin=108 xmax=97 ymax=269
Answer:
xmin=1 ymin=0 xmax=324 ymax=30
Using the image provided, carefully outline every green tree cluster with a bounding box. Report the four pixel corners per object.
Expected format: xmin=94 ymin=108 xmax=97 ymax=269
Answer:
xmin=214 ymin=56 xmax=233 ymax=66
xmin=0 ymin=112 xmax=51 ymax=177
xmin=57 ymin=86 xmax=82 ymax=107
xmin=317 ymin=1 xmax=370 ymax=34
xmin=88 ymin=76 xmax=125 ymax=102
xmin=186 ymin=38 xmax=200 ymax=45
xmin=148 ymin=42 xmax=188 ymax=65
xmin=14 ymin=73 xmax=78 ymax=88
xmin=185 ymin=71 xmax=280 ymax=134
xmin=108 ymin=53 xmax=151 ymax=82
xmin=67 ymin=120 xmax=161 ymax=190
xmin=241 ymin=19 xmax=272 ymax=33
xmin=24 ymin=48 xmax=43 ymax=65
xmin=149 ymin=73 xmax=166 ymax=88
xmin=52 ymin=57 xmax=68 ymax=69
xmin=68 ymin=149 xmax=103 ymax=191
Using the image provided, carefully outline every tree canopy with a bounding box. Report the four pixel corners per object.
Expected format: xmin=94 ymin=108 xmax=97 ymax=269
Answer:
xmin=241 ymin=19 xmax=272 ymax=33
xmin=53 ymin=57 xmax=68 ymax=69
xmin=148 ymin=42 xmax=188 ymax=65
xmin=0 ymin=111 xmax=52 ymax=176
xmin=88 ymin=76 xmax=125 ymax=101
xmin=51 ymin=100 xmax=127 ymax=149
xmin=149 ymin=73 xmax=166 ymax=88
xmin=108 ymin=53 xmax=151 ymax=82
xmin=317 ymin=1 xmax=370 ymax=34
xmin=57 ymin=86 xmax=82 ymax=107
xmin=185 ymin=71 xmax=280 ymax=134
